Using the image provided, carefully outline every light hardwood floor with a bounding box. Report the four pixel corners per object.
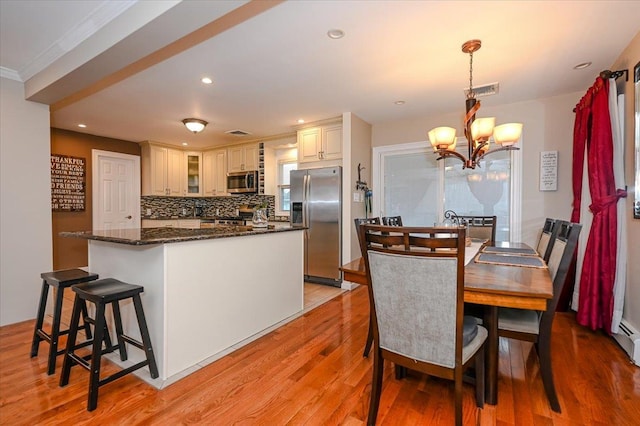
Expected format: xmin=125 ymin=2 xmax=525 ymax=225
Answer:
xmin=1 ymin=285 xmax=639 ymax=425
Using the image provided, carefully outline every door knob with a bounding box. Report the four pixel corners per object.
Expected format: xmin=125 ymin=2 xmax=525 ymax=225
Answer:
xmin=125 ymin=215 xmax=132 ymax=219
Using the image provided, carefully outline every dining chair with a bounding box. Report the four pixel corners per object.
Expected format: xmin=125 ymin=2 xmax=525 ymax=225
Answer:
xmin=353 ymin=217 xmax=380 ymax=358
xmin=359 ymin=224 xmax=487 ymax=426
xmin=536 ymin=218 xmax=563 ymax=262
xmin=456 ymin=215 xmax=497 ymax=245
xmin=381 ymin=215 xmax=403 ymax=226
xmin=497 ymin=221 xmax=582 ymax=413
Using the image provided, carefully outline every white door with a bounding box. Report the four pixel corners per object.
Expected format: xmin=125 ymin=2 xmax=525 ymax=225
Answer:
xmin=92 ymin=150 xmax=140 ymax=231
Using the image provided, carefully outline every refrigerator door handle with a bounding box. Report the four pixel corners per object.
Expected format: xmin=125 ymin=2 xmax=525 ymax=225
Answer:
xmin=303 ymin=174 xmax=309 ymax=228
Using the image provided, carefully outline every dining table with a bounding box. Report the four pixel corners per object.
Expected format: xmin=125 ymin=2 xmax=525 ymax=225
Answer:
xmin=340 ymin=241 xmax=553 ymax=405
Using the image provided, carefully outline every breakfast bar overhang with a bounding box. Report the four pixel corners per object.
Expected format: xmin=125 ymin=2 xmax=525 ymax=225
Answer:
xmin=62 ymin=226 xmax=305 ymax=387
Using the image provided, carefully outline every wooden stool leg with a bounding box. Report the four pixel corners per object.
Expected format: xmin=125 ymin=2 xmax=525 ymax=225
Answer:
xmin=59 ymin=294 xmax=83 ymax=387
xmin=111 ymin=301 xmax=128 ymax=361
xmin=30 ymin=280 xmax=49 ymax=357
xmin=80 ymin=299 xmax=93 ymax=340
xmin=87 ymin=302 xmax=106 ymax=412
xmin=46 ymin=286 xmax=66 ymax=375
xmin=133 ymin=295 xmax=159 ymax=378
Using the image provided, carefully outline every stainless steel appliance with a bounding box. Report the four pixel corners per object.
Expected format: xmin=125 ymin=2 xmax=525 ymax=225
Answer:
xmin=226 ymin=171 xmax=258 ymax=194
xmin=290 ymin=166 xmax=342 ymax=286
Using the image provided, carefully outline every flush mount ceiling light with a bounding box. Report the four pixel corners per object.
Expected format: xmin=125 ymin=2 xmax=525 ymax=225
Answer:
xmin=428 ymin=39 xmax=523 ymax=169
xmin=182 ymin=118 xmax=208 ymax=134
xmin=78 ymin=123 xmax=87 ymax=128
xmin=573 ymin=61 xmax=592 ymax=70
xmin=201 ymin=77 xmax=213 ymax=84
xmin=327 ymin=29 xmax=344 ymax=39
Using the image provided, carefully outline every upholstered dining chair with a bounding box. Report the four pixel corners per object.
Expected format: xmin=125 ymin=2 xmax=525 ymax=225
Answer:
xmin=456 ymin=215 xmax=497 ymax=245
xmin=359 ymin=224 xmax=487 ymax=426
xmin=381 ymin=215 xmax=403 ymax=226
xmin=353 ymin=217 xmax=380 ymax=357
xmin=536 ymin=218 xmax=563 ymax=262
xmin=498 ymin=221 xmax=582 ymax=413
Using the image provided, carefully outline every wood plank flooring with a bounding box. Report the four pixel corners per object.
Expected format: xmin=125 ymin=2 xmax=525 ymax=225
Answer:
xmin=1 ymin=285 xmax=639 ymax=425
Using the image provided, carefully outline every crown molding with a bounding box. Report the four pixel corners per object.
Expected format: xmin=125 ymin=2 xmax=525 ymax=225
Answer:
xmin=0 ymin=66 xmax=22 ymax=82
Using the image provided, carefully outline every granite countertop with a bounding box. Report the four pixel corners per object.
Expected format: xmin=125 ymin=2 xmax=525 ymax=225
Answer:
xmin=60 ymin=224 xmax=302 ymax=246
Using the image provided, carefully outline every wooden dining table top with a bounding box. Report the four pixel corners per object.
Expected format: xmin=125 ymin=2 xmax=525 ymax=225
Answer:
xmin=341 ymin=242 xmax=553 ymax=311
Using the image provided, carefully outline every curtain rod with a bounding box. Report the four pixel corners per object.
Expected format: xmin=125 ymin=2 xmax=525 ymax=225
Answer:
xmin=599 ymin=69 xmax=628 ymax=81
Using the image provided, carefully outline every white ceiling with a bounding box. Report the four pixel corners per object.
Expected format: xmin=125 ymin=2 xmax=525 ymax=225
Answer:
xmin=1 ymin=0 xmax=639 ymax=149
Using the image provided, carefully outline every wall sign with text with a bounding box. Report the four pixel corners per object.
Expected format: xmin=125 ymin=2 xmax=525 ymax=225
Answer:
xmin=51 ymin=154 xmax=86 ymax=211
xmin=539 ymin=151 xmax=558 ymax=191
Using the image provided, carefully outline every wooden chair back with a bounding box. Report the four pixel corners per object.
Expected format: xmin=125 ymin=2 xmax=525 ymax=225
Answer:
xmin=456 ymin=215 xmax=496 ymax=245
xmin=536 ymin=218 xmax=564 ymax=262
xmin=381 ymin=216 xmax=403 ymax=226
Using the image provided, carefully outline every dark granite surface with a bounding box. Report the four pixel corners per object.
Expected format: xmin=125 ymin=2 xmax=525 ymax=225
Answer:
xmin=60 ymin=224 xmax=302 ymax=246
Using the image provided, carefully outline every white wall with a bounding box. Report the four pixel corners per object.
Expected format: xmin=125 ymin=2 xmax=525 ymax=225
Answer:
xmin=372 ymin=92 xmax=581 ymax=246
xmin=0 ymin=77 xmax=53 ymax=325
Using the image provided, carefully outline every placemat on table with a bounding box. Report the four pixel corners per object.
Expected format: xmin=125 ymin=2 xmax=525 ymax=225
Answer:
xmin=474 ymin=252 xmax=547 ymax=268
xmin=481 ymin=246 xmax=537 ymax=256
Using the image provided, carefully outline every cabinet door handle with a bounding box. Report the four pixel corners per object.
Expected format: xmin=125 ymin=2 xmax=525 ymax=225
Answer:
xmin=125 ymin=215 xmax=132 ymax=219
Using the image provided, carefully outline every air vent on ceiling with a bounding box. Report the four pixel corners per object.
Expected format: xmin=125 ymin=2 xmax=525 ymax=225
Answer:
xmin=464 ymin=82 xmax=499 ymax=98
xmin=225 ymin=129 xmax=252 ymax=136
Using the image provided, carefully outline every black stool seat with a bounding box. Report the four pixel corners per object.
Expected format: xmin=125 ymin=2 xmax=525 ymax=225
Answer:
xmin=60 ymin=278 xmax=158 ymax=411
xmin=31 ymin=268 xmax=99 ymax=375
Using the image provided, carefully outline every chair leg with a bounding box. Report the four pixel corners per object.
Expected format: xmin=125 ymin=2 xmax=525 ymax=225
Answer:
xmin=132 ymin=294 xmax=159 ymax=378
xmin=111 ymin=301 xmax=128 ymax=361
xmin=87 ymin=303 xmax=106 ymax=412
xmin=59 ymin=294 xmax=83 ymax=387
xmin=538 ymin=335 xmax=561 ymax=412
xmin=79 ymin=299 xmax=93 ymax=340
xmin=454 ymin=369 xmax=463 ymax=426
xmin=46 ymin=285 xmax=66 ymax=375
xmin=367 ymin=348 xmax=384 ymax=426
xmin=363 ymin=316 xmax=373 ymax=358
xmin=30 ymin=280 xmax=49 ymax=357
xmin=475 ymin=348 xmax=485 ymax=408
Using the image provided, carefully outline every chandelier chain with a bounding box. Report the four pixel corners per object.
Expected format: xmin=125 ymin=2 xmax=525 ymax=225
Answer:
xmin=468 ymin=51 xmax=474 ymax=98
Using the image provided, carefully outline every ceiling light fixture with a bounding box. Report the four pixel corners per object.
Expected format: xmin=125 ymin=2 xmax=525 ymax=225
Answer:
xmin=573 ymin=61 xmax=592 ymax=70
xmin=394 ymin=100 xmax=405 ymax=105
xmin=182 ymin=118 xmax=208 ymax=134
xmin=297 ymin=119 xmax=305 ymax=124
xmin=78 ymin=124 xmax=87 ymax=128
xmin=327 ymin=29 xmax=344 ymax=39
xmin=428 ymin=40 xmax=522 ymax=169
xmin=201 ymin=77 xmax=213 ymax=84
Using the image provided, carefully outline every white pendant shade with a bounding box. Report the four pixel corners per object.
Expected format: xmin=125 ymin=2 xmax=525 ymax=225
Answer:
xmin=428 ymin=126 xmax=457 ymax=150
xmin=493 ymin=123 xmax=523 ymax=146
xmin=470 ymin=117 xmax=495 ymax=141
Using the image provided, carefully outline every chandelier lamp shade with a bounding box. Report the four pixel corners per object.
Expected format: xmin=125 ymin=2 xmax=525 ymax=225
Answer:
xmin=428 ymin=40 xmax=523 ymax=169
xmin=182 ymin=118 xmax=208 ymax=134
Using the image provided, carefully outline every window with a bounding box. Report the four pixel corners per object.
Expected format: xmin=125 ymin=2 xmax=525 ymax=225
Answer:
xmin=375 ymin=139 xmax=520 ymax=241
xmin=278 ymin=160 xmax=297 ymax=213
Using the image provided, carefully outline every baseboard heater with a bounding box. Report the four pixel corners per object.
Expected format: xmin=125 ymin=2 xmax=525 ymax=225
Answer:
xmin=613 ymin=319 xmax=640 ymax=367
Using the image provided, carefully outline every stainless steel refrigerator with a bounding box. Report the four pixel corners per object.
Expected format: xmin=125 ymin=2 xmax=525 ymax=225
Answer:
xmin=290 ymin=166 xmax=342 ymax=287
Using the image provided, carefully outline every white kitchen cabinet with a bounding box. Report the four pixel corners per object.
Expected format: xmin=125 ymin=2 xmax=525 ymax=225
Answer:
xmin=297 ymin=124 xmax=342 ymax=163
xmin=228 ymin=143 xmax=259 ymax=172
xmin=184 ymin=151 xmax=202 ymax=196
xmin=141 ymin=142 xmax=184 ymax=196
xmin=203 ymin=148 xmax=227 ymax=196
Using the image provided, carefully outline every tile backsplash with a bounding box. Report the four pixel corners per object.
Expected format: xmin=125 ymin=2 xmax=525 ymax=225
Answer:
xmin=141 ymin=195 xmax=276 ymax=220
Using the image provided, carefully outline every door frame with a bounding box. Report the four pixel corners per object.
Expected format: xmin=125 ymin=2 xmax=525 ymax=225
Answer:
xmin=92 ymin=149 xmax=141 ymax=230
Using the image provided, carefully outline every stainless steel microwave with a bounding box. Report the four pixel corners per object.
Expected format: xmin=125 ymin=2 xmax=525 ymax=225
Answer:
xmin=227 ymin=171 xmax=258 ymax=193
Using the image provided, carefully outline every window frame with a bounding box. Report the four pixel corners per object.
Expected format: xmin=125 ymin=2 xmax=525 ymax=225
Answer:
xmin=276 ymin=159 xmax=297 ymax=216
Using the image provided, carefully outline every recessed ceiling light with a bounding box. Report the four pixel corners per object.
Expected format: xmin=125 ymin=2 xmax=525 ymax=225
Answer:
xmin=201 ymin=77 xmax=213 ymax=84
xmin=327 ymin=29 xmax=345 ymax=39
xmin=573 ymin=62 xmax=592 ymax=70
xmin=297 ymin=119 xmax=305 ymax=124
xmin=182 ymin=142 xmax=188 ymax=146
xmin=394 ymin=100 xmax=405 ymax=105
xmin=78 ymin=124 xmax=87 ymax=128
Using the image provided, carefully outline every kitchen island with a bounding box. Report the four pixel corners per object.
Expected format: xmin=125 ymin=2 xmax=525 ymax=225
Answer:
xmin=62 ymin=225 xmax=304 ymax=388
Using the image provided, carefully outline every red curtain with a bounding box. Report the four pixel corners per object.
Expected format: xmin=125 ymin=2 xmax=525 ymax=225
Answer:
xmin=572 ymin=78 xmax=623 ymax=333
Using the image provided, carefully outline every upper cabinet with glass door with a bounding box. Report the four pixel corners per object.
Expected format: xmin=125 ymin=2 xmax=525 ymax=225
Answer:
xmin=184 ymin=152 xmax=202 ymax=196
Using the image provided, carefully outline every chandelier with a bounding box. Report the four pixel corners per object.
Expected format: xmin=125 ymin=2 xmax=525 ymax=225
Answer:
xmin=428 ymin=40 xmax=523 ymax=169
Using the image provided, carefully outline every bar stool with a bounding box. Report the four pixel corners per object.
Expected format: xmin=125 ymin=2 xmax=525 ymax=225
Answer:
xmin=30 ymin=269 xmax=99 ymax=375
xmin=59 ymin=278 xmax=159 ymax=411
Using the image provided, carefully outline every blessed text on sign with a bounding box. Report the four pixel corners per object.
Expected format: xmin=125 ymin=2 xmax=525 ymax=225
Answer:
xmin=51 ymin=154 xmax=86 ymax=211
